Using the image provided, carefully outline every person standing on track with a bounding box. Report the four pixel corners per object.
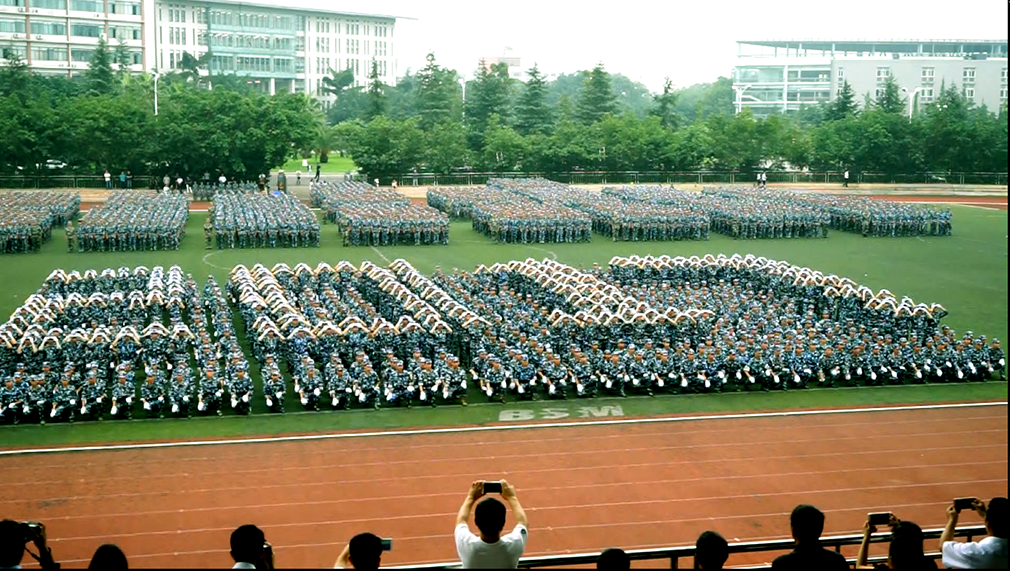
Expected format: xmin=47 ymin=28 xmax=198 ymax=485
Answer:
xmin=455 ymin=480 xmax=528 ymax=569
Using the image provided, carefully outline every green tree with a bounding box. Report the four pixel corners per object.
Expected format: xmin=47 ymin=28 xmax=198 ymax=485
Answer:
xmin=114 ymin=39 xmax=132 ymax=79
xmin=875 ymin=75 xmax=905 ymax=114
xmin=0 ymin=48 xmax=30 ymax=100
xmin=365 ymin=58 xmax=386 ymax=120
xmin=481 ymin=115 xmax=527 ymax=171
xmin=825 ymin=80 xmax=858 ymax=121
xmin=464 ymin=60 xmax=514 ymax=151
xmin=576 ymin=63 xmax=616 ymax=124
xmin=650 ymin=77 xmax=681 ymax=129
xmin=343 ymin=116 xmax=424 ymax=179
xmin=514 ymin=63 xmax=552 ymax=136
xmin=321 ymin=67 xmax=355 ymax=97
xmin=426 ymin=119 xmax=468 ymax=173
xmin=416 ymin=53 xmax=461 ymax=130
xmin=84 ymin=37 xmax=116 ymax=95
xmin=176 ymin=50 xmax=212 ymax=85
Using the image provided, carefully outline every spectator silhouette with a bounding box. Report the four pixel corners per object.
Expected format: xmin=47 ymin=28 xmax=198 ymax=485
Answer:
xmin=333 ymin=533 xmax=383 ymax=569
xmin=0 ymin=519 xmax=58 ymax=569
xmin=941 ymin=497 xmax=1008 ymax=569
xmin=596 ymin=547 xmax=629 ymax=570
xmin=770 ymin=504 xmax=849 ymax=570
xmin=856 ymin=516 xmax=936 ymax=570
xmin=89 ymin=543 xmax=128 ymax=569
xmin=455 ymin=480 xmax=528 ymax=569
xmin=230 ymin=524 xmax=272 ymax=569
xmin=695 ymin=531 xmax=729 ymax=570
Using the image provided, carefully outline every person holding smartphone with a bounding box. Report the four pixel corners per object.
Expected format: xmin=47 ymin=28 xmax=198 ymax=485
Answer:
xmin=940 ymin=497 xmax=1008 ymax=569
xmin=455 ymin=480 xmax=528 ymax=569
xmin=229 ymin=525 xmax=273 ymax=570
xmin=855 ymin=514 xmax=935 ymax=570
xmin=333 ymin=533 xmax=387 ymax=569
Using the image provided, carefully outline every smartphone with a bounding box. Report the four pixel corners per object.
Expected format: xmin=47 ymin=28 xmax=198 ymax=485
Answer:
xmin=380 ymin=538 xmax=392 ymax=552
xmin=868 ymin=512 xmax=892 ymax=526
xmin=483 ymin=481 xmax=503 ymax=494
xmin=954 ymin=497 xmax=977 ymax=512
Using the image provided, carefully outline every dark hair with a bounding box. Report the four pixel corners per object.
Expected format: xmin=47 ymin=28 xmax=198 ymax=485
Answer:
xmin=695 ymin=530 xmax=729 ymax=570
xmin=888 ymin=521 xmax=925 ymax=569
xmin=348 ymin=533 xmax=382 ymax=570
xmin=987 ymin=497 xmax=1008 ymax=539
xmin=474 ymin=497 xmax=507 ymax=538
xmin=89 ymin=543 xmax=128 ymax=569
xmin=596 ymin=547 xmax=630 ymax=570
xmin=230 ymin=524 xmax=265 ymax=563
xmin=0 ymin=520 xmax=25 ymax=568
xmin=790 ymin=504 xmax=825 ymax=543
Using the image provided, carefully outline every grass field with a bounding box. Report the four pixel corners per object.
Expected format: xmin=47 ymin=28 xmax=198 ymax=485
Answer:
xmin=0 ymin=204 xmax=1006 ymax=447
xmin=279 ymin=154 xmax=356 ymax=175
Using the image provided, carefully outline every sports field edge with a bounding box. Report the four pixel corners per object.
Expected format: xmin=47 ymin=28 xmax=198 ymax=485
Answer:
xmin=1 ymin=393 xmax=1006 ymax=455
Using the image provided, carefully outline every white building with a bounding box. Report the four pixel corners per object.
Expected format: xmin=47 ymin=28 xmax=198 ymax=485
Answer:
xmin=733 ymin=39 xmax=1008 ymax=117
xmin=0 ymin=0 xmax=400 ymax=104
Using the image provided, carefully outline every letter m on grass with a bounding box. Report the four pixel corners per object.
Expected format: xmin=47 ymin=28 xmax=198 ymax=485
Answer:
xmin=577 ymin=405 xmax=624 ymax=418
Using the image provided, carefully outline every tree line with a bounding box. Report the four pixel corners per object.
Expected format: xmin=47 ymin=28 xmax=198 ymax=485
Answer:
xmin=329 ymin=54 xmax=1007 ymax=179
xmin=0 ymin=39 xmax=319 ymax=179
xmin=0 ymin=45 xmax=1006 ymax=180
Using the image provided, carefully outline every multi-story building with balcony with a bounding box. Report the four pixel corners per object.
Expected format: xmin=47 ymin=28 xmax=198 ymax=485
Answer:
xmin=733 ymin=39 xmax=1007 ymax=117
xmin=1 ymin=0 xmax=399 ymax=105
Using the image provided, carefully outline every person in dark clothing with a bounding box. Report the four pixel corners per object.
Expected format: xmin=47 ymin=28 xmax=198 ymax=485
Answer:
xmin=771 ymin=504 xmax=849 ymax=571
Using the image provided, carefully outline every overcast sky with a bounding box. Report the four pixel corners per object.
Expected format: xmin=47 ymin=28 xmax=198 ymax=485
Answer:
xmin=308 ymin=0 xmax=1007 ymax=92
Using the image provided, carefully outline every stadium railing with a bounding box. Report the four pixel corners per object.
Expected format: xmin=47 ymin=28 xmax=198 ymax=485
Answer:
xmin=385 ymin=524 xmax=987 ymax=569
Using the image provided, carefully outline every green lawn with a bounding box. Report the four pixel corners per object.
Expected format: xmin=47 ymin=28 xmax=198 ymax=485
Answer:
xmin=279 ymin=154 xmax=356 ymax=174
xmin=0 ymin=205 xmax=1006 ymax=447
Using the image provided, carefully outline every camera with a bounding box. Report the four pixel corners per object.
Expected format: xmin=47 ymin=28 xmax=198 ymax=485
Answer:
xmin=868 ymin=512 xmax=892 ymax=526
xmin=483 ymin=481 xmax=502 ymax=494
xmin=20 ymin=521 xmax=44 ymax=543
xmin=954 ymin=497 xmax=977 ymax=512
xmin=380 ymin=538 xmax=392 ymax=552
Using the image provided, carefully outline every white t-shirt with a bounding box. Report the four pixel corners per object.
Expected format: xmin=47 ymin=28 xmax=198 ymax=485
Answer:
xmin=455 ymin=523 xmax=527 ymax=569
xmin=942 ymin=536 xmax=1008 ymax=569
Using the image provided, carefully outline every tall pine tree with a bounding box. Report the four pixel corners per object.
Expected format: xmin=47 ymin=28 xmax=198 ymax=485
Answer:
xmin=576 ymin=63 xmax=616 ymax=125
xmin=874 ymin=75 xmax=905 ymax=114
xmin=515 ymin=63 xmax=552 ymax=136
xmin=650 ymin=77 xmax=680 ymax=129
xmin=84 ymin=37 xmax=115 ymax=95
xmin=825 ymin=80 xmax=857 ymax=121
xmin=415 ymin=52 xmax=459 ymax=130
xmin=365 ymin=58 xmax=385 ymax=120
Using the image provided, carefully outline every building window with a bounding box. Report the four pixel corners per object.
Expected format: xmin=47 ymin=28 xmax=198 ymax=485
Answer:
xmin=1 ymin=45 xmax=28 ymax=59
xmin=33 ymin=0 xmax=67 ymax=10
xmin=71 ymin=47 xmax=94 ymax=61
xmin=963 ymin=87 xmax=974 ymax=101
xmin=108 ymin=1 xmax=140 ymax=15
xmin=109 ymin=25 xmax=140 ymax=40
xmin=70 ymin=23 xmax=101 ymax=37
xmin=962 ymin=67 xmax=976 ymax=83
xmin=68 ymin=0 xmax=101 ymax=12
xmin=31 ymin=46 xmax=68 ymax=61
xmin=921 ymin=67 xmax=934 ymax=82
xmin=31 ymin=20 xmax=67 ymax=35
xmin=1000 ymin=88 xmax=1008 ymax=101
xmin=921 ymin=87 xmax=934 ymax=102
xmin=0 ymin=0 xmax=25 ymax=6
xmin=875 ymin=66 xmax=890 ymax=80
xmin=0 ymin=18 xmax=26 ymax=33
xmin=1002 ymin=68 xmax=1007 ymax=82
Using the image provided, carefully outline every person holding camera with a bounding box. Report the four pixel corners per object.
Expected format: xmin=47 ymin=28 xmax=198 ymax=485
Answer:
xmin=455 ymin=480 xmax=528 ymax=569
xmin=940 ymin=497 xmax=1008 ymax=569
xmin=855 ymin=514 xmax=935 ymax=570
xmin=333 ymin=533 xmax=387 ymax=569
xmin=229 ymin=525 xmax=273 ymax=570
xmin=0 ymin=520 xmax=59 ymax=569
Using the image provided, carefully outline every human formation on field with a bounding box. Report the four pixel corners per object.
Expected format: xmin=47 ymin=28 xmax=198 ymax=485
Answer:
xmin=209 ymin=188 xmax=320 ymax=249
xmin=1 ymin=255 xmax=1003 ymax=424
xmin=73 ymin=192 xmax=188 ymax=252
xmin=311 ymin=181 xmax=449 ymax=246
xmin=427 ymin=178 xmax=952 ymax=243
xmin=0 ymin=192 xmax=80 ymax=254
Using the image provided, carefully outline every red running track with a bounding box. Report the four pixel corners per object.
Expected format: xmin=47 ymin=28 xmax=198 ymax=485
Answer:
xmin=0 ymin=404 xmax=1006 ymax=569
